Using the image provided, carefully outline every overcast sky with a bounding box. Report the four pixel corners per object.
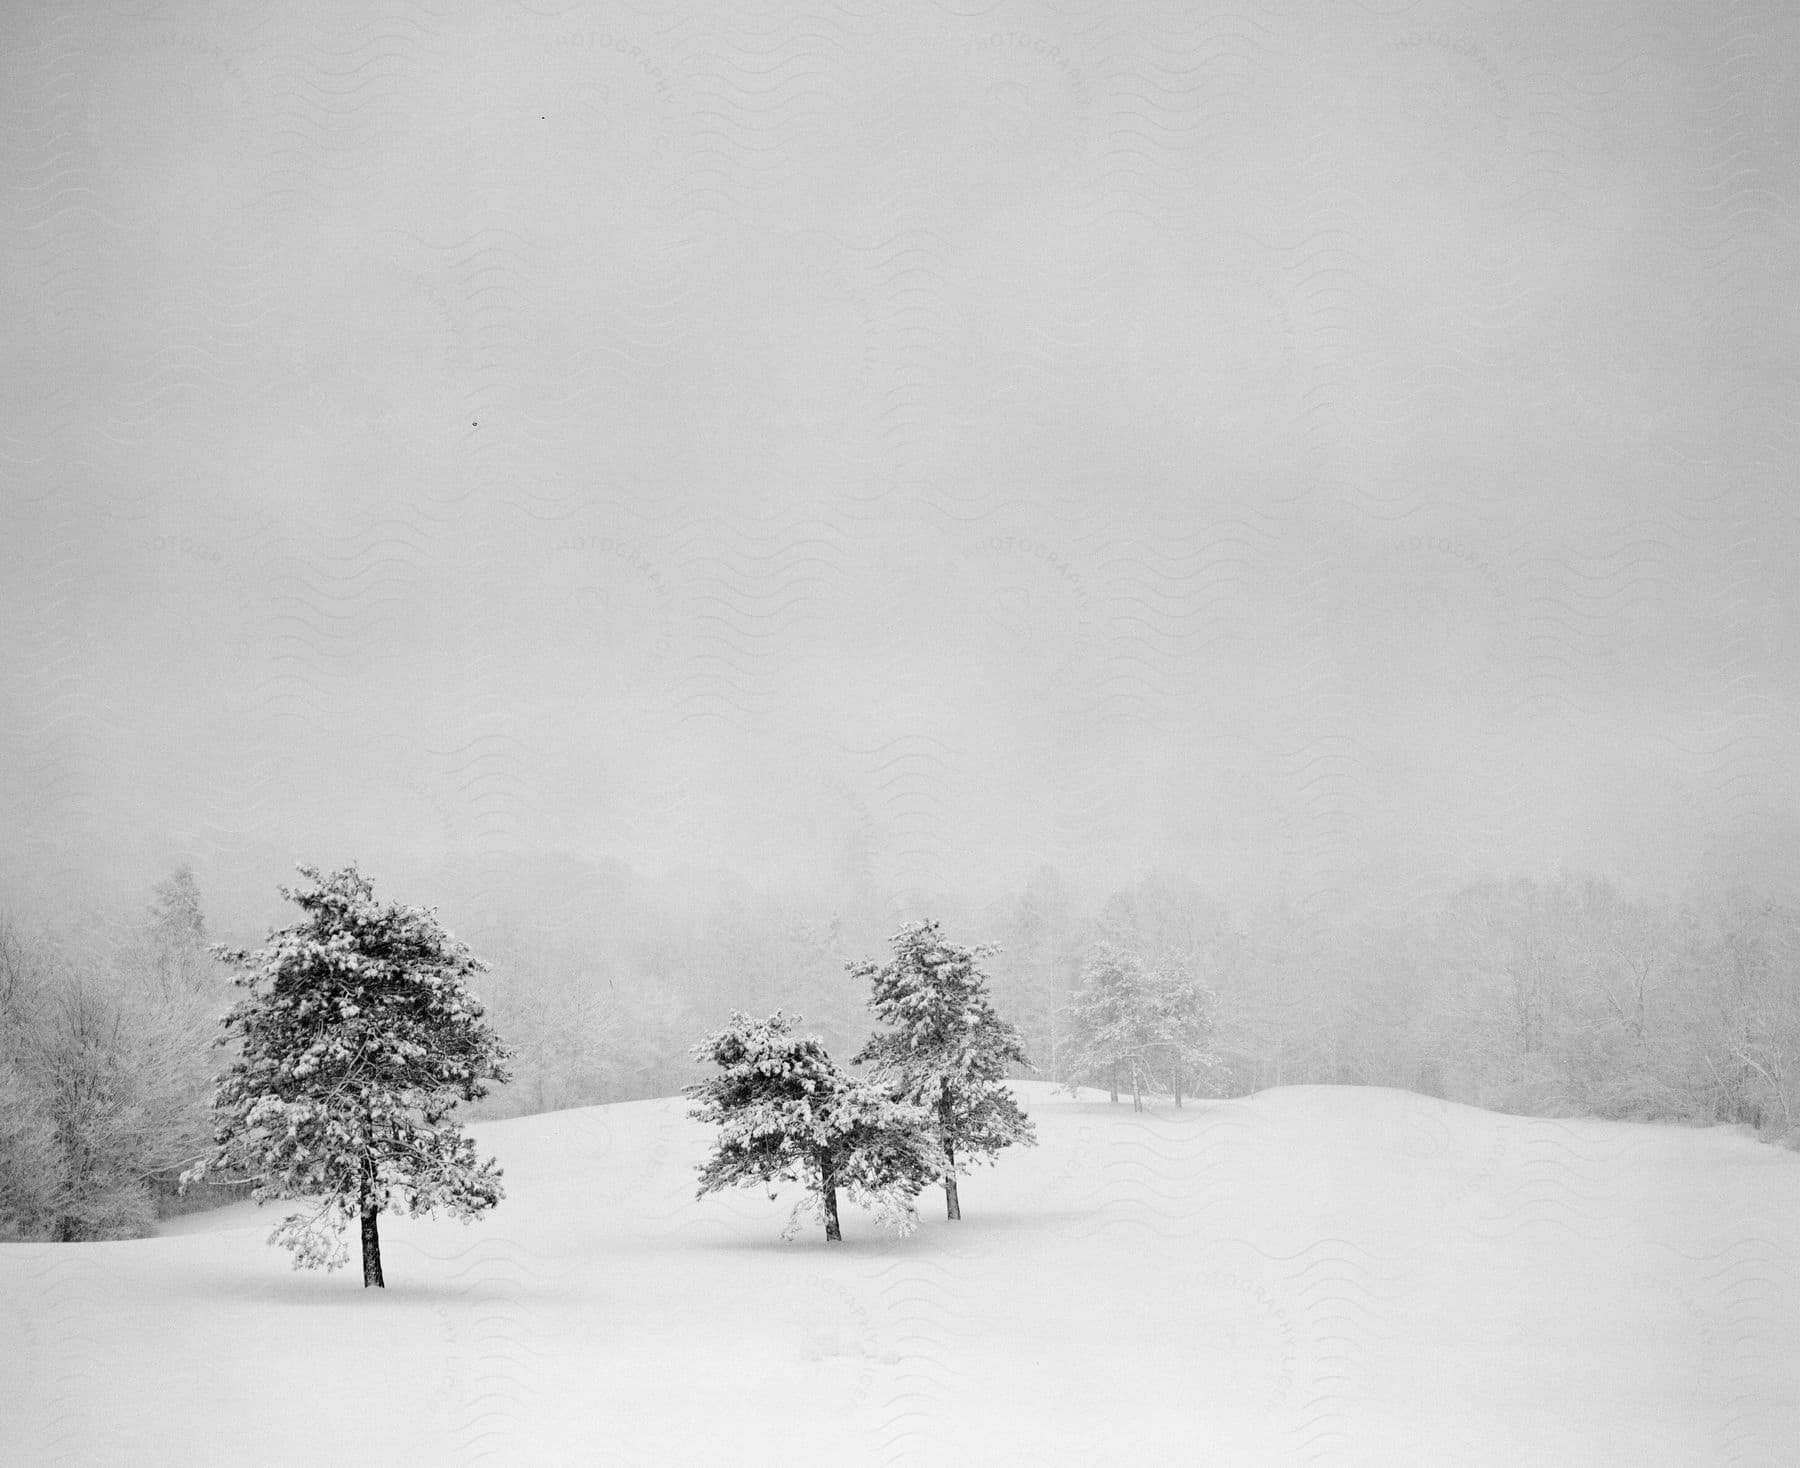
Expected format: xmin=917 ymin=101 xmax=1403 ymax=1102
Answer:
xmin=3 ymin=0 xmax=1797 ymax=934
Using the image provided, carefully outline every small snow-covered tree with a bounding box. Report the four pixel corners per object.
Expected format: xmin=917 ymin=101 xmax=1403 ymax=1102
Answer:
xmin=1062 ymin=944 xmax=1162 ymax=1110
xmin=1150 ymin=963 xmax=1219 ymax=1107
xmin=687 ymin=1011 xmax=944 ymax=1242
xmin=184 ymin=865 xmax=512 ymax=1287
xmin=851 ymin=920 xmax=1036 ymax=1219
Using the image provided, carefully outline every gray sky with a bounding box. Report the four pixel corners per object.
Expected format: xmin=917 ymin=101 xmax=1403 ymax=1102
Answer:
xmin=3 ymin=0 xmax=1797 ymax=934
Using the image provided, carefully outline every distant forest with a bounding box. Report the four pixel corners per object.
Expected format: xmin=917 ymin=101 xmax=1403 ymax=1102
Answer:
xmin=4 ymin=860 xmax=1798 ymax=1241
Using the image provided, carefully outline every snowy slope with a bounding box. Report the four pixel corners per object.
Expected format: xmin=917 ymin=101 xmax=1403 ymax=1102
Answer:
xmin=4 ymin=1083 xmax=1798 ymax=1466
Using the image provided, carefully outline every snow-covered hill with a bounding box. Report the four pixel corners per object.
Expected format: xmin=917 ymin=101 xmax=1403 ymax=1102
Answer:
xmin=4 ymin=1083 xmax=1797 ymax=1465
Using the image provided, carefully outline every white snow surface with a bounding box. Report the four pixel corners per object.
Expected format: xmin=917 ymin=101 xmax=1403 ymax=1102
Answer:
xmin=4 ymin=1082 xmax=1798 ymax=1465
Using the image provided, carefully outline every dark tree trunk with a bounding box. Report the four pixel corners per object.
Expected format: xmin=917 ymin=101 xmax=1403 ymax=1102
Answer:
xmin=360 ymin=1147 xmax=384 ymax=1288
xmin=362 ymin=1208 xmax=384 ymax=1288
xmin=1174 ymin=1063 xmax=1183 ymax=1109
xmin=818 ymin=1147 xmax=842 ymax=1242
xmin=944 ymin=1142 xmax=961 ymax=1220
xmin=1132 ymin=1057 xmax=1143 ymax=1113
xmin=1109 ymin=1064 xmax=1119 ymax=1104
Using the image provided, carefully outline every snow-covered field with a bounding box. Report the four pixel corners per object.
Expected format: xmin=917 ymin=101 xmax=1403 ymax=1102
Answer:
xmin=4 ymin=1082 xmax=1798 ymax=1465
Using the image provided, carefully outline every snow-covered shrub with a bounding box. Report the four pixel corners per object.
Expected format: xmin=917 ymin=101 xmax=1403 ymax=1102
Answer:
xmin=687 ymin=1010 xmax=944 ymax=1242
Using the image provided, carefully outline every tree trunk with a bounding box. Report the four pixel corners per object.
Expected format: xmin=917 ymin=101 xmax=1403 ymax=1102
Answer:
xmin=1132 ymin=1057 xmax=1143 ymax=1113
xmin=1109 ymin=1063 xmax=1119 ymax=1104
xmin=818 ymin=1147 xmax=842 ymax=1242
xmin=1174 ymin=1060 xmax=1183 ymax=1109
xmin=362 ymin=1208 xmax=384 ymax=1288
xmin=944 ymin=1142 xmax=961 ymax=1220
xmin=360 ymin=1148 xmax=384 ymax=1288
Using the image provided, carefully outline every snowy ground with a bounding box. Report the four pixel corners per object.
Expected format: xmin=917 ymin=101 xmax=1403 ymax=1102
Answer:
xmin=4 ymin=1082 xmax=1798 ymax=1465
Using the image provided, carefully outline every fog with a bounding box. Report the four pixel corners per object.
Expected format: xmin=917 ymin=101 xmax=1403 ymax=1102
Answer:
xmin=4 ymin=0 xmax=1798 ymax=949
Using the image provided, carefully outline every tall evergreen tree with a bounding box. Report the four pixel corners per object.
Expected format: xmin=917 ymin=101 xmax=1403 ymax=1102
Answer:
xmin=146 ymin=865 xmax=210 ymax=994
xmin=851 ymin=920 xmax=1036 ymax=1220
xmin=687 ymin=1011 xmax=943 ymax=1242
xmin=183 ymin=865 xmax=512 ymax=1286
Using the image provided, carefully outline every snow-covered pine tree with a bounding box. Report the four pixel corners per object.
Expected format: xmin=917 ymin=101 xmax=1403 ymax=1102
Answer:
xmin=1061 ymin=944 xmax=1162 ymax=1110
xmin=687 ymin=1011 xmax=944 ymax=1242
xmin=183 ymin=865 xmax=512 ymax=1286
xmin=851 ymin=920 xmax=1036 ymax=1220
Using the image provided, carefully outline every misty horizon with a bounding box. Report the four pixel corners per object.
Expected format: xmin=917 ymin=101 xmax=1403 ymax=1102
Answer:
xmin=5 ymin=1 xmax=1797 ymax=942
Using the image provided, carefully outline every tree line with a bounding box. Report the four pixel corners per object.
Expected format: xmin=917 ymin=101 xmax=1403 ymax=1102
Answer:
xmin=985 ymin=868 xmax=1800 ymax=1136
xmin=5 ymin=858 xmax=1798 ymax=1256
